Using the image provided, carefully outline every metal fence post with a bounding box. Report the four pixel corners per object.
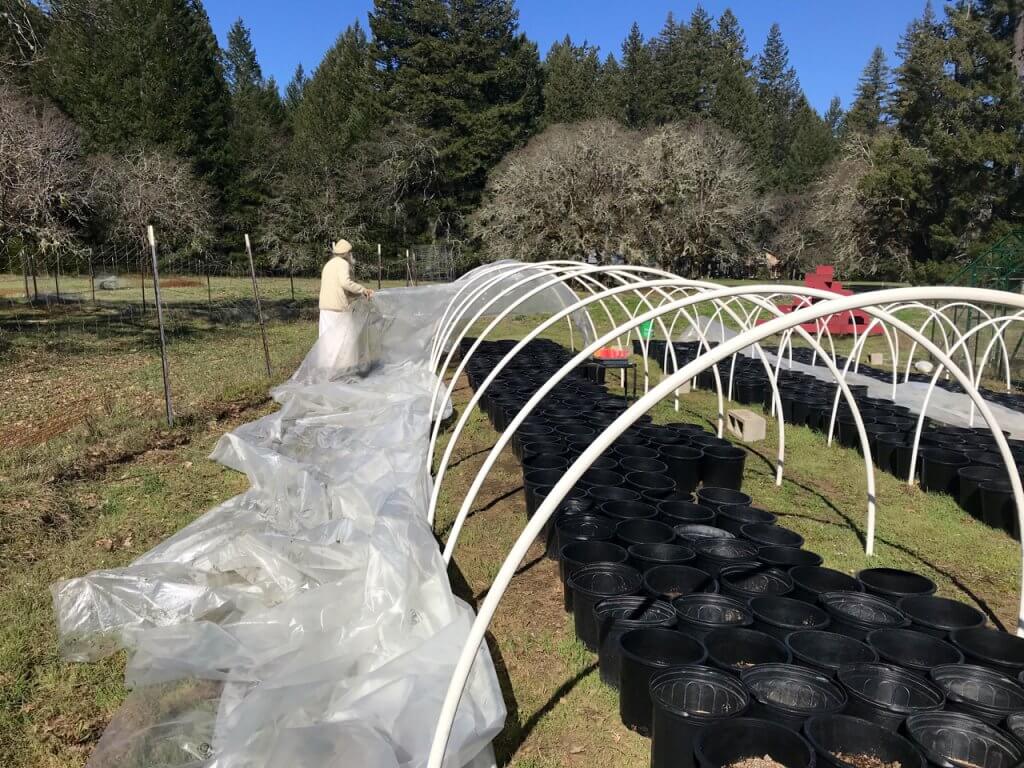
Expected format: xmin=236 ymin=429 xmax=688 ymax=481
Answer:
xmin=245 ymin=234 xmax=273 ymax=378
xmin=377 ymin=243 xmax=382 ymax=290
xmin=147 ymin=226 xmax=174 ymax=427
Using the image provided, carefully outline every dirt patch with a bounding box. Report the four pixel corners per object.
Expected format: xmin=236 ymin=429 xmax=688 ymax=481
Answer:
xmin=833 ymin=753 xmax=901 ymax=768
xmin=727 ymin=756 xmax=790 ymax=768
xmin=0 ymin=396 xmax=96 ymax=448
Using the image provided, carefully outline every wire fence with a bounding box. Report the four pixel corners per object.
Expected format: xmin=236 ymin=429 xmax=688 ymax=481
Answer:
xmin=0 ymin=234 xmax=474 ymax=452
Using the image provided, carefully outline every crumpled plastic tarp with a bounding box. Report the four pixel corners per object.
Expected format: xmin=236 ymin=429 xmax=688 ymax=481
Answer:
xmin=51 ymin=262 xmax=588 ymax=768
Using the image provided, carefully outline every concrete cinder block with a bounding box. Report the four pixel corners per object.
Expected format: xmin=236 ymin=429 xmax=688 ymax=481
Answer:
xmin=868 ymin=352 xmax=884 ymax=366
xmin=727 ymin=408 xmax=766 ymax=442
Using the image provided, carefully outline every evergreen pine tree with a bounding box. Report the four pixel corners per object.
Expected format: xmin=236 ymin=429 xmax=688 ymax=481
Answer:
xmin=284 ymin=64 xmax=307 ymax=113
xmin=780 ymin=96 xmax=836 ymax=190
xmin=46 ymin=0 xmax=232 ymax=192
xmin=677 ymin=6 xmax=716 ymax=116
xmin=596 ymin=53 xmax=624 ymax=121
xmin=756 ymin=23 xmax=801 ymax=178
xmin=892 ymin=1 xmax=946 ymax=146
xmin=823 ymin=96 xmax=844 ymax=136
xmin=845 ymin=46 xmax=891 ymax=135
xmin=715 ymin=8 xmax=751 ymax=75
xmin=540 ymin=35 xmax=602 ymax=127
xmin=620 ymin=22 xmax=657 ymax=129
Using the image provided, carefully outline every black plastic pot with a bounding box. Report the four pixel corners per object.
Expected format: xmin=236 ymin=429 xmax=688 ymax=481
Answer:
xmin=619 ymin=627 xmax=707 ymax=735
xmin=819 ymin=591 xmax=911 ymax=641
xmin=600 ymin=499 xmax=659 ymax=522
xmin=614 ymin=443 xmax=659 ymax=461
xmin=650 ymin=666 xmax=751 ymax=768
xmin=675 ymin=524 xmax=736 ymax=545
xmin=919 ymin=448 xmax=971 ymax=496
xmin=906 ymin=711 xmax=1022 ymax=768
xmin=876 ymin=432 xmax=910 ymax=476
xmin=559 ymin=539 xmax=628 ymax=612
xmin=568 ymin=563 xmax=643 ymax=651
xmin=759 ymin=546 xmax=825 ymax=570
xmin=720 ymin=564 xmax=795 ymax=601
xmin=701 ymin=445 xmax=748 ymax=491
xmin=644 ymin=564 xmax=717 ymax=601
xmin=716 ymin=504 xmax=778 ymax=535
xmin=742 ymin=663 xmax=848 ymax=731
xmin=628 ymin=542 xmax=696 ymax=573
xmin=694 ymin=717 xmax=816 ymax=768
xmin=979 ymin=480 xmax=1018 ymax=538
xmin=577 ymin=467 xmax=626 ymax=491
xmin=523 ymin=468 xmax=563 ymax=517
xmin=897 ymin=595 xmax=986 ymax=638
xmin=929 ymin=663 xmax=1024 ymax=725
xmin=865 ymin=628 xmax=963 ymax=678
xmin=742 ymin=523 xmax=805 ymax=549
xmin=1005 ymin=711 xmax=1024 ymax=744
xmin=659 ymin=500 xmax=716 ymax=527
xmin=790 ymin=567 xmax=863 ymax=605
xmin=586 ymin=485 xmax=642 ymax=507
xmin=704 ymin=627 xmax=792 ymax=676
xmin=673 ymin=593 xmax=754 ymax=641
xmin=803 ymin=714 xmax=925 ymax=768
xmin=626 ymin=471 xmax=676 ymax=499
xmin=751 ymin=596 xmax=830 ymax=641
xmin=695 ymin=538 xmax=761 ymax=576
xmin=951 ymin=627 xmax=1024 ymax=676
xmin=958 ymin=466 xmax=1005 ymax=519
xmin=837 ymin=662 xmax=945 ymax=730
xmin=594 ymin=596 xmax=676 ymax=689
xmin=662 ymin=444 xmax=705 ymax=495
xmin=620 ymin=456 xmax=670 ymax=475
xmin=697 ymin=487 xmax=753 ymax=514
xmin=856 ymin=568 xmax=936 ymax=604
xmin=616 ymin=518 xmax=675 ymax=549
xmin=521 ymin=453 xmax=569 ymax=475
xmin=786 ymin=631 xmax=878 ymax=677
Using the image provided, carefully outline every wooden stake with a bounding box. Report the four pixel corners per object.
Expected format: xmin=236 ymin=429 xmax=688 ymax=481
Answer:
xmin=147 ymin=226 xmax=174 ymax=427
xmin=244 ymin=234 xmax=272 ymax=378
xmin=89 ymin=252 xmax=96 ymax=302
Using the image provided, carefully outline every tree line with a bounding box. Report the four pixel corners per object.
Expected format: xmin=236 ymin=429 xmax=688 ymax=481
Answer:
xmin=1 ymin=0 xmax=1021 ymax=281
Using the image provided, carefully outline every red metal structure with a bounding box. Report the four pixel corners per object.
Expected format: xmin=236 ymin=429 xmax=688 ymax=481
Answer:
xmin=770 ymin=266 xmax=883 ymax=336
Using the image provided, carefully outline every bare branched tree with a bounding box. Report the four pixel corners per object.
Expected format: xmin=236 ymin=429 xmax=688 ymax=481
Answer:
xmin=0 ymin=83 xmax=91 ymax=252
xmin=472 ymin=120 xmax=762 ymax=274
xmin=89 ymin=149 xmax=214 ymax=256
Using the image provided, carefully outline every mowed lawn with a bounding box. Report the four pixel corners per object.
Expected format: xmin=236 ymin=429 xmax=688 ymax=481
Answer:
xmin=0 ymin=285 xmax=1020 ymax=768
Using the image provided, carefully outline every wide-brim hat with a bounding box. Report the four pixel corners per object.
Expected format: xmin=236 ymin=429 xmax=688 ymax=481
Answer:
xmin=331 ymin=239 xmax=353 ymax=256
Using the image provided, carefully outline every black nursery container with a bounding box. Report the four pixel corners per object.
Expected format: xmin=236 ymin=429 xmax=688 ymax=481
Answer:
xmin=644 ymin=564 xmax=718 ymax=601
xmin=979 ymin=480 xmax=1019 ymax=538
xmin=659 ymin=500 xmax=716 ymax=527
xmin=628 ymin=542 xmax=696 ymax=573
xmin=675 ymin=524 xmax=736 ymax=546
xmin=673 ymin=593 xmax=753 ymax=641
xmin=716 ymin=504 xmax=778 ymax=535
xmin=567 ymin=563 xmax=642 ymax=650
xmin=696 ymin=487 xmax=753 ymax=514
xmin=951 ymin=627 xmax=1024 ymax=676
xmin=618 ymin=627 xmax=707 ymax=735
xmin=742 ymin=663 xmax=848 ymax=731
xmin=694 ymin=717 xmax=816 ymax=768
xmin=751 ymin=596 xmax=830 ymax=641
xmin=790 ymin=567 xmax=863 ymax=605
xmin=719 ymin=564 xmax=795 ymax=601
xmin=650 ymin=666 xmax=750 ymax=768
xmin=958 ymin=466 xmax=1005 ymax=519
xmin=600 ymin=499 xmax=659 ymax=522
xmin=593 ymin=596 xmax=676 ymax=689
xmin=919 ymin=447 xmax=971 ymax=495
xmin=905 ymin=711 xmax=1023 ymax=768
xmin=695 ymin=538 xmax=761 ymax=576
xmin=741 ymin=522 xmax=805 ymax=549
xmin=558 ymin=538 xmax=626 ymax=611
xmin=864 ymin=628 xmax=963 ymax=678
xmin=818 ymin=591 xmax=911 ymax=641
xmin=661 ymin=444 xmax=705 ymax=495
xmin=803 ymin=714 xmax=925 ymax=768
xmin=930 ymin=663 xmax=1024 ymax=725
xmin=786 ymin=631 xmax=878 ymax=677
xmin=898 ymin=595 xmax=986 ymax=638
xmin=616 ymin=518 xmax=675 ymax=549
xmin=701 ymin=445 xmax=747 ymax=491
xmin=704 ymin=627 xmax=792 ymax=676
xmin=837 ymin=662 xmax=945 ymax=731
xmin=856 ymin=569 xmax=937 ymax=606
xmin=759 ymin=546 xmax=825 ymax=570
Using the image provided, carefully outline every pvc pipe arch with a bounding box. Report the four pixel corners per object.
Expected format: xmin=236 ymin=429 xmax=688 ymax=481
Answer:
xmin=425 ymin=285 xmax=1024 ymax=768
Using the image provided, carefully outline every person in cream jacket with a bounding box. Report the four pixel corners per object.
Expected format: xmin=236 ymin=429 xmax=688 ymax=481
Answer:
xmin=318 ymin=239 xmax=373 ymax=337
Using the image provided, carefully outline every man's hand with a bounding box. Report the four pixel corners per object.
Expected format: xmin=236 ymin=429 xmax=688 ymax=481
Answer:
xmin=365 ymin=289 xmax=375 ymax=299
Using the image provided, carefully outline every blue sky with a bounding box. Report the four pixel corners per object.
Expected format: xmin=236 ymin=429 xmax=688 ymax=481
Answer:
xmin=205 ymin=0 xmax=928 ymax=114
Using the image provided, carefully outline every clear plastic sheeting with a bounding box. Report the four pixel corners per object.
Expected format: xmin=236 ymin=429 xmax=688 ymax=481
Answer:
xmin=50 ymin=268 xmax=535 ymax=768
